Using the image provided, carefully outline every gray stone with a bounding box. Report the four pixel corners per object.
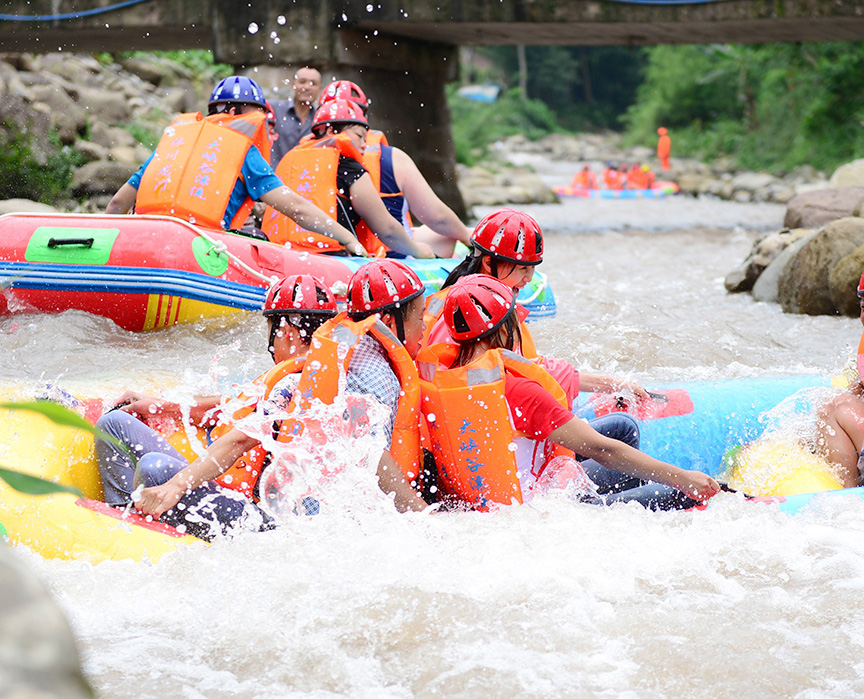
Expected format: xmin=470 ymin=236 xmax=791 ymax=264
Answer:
xmin=88 ymin=122 xmax=137 ymax=150
xmin=830 ymin=245 xmax=864 ymax=317
xmin=67 ymin=85 xmax=131 ymax=124
xmin=829 ymin=159 xmax=864 ymax=188
xmin=0 ymin=544 xmax=93 ymax=698
xmin=71 ymin=161 xmax=136 ymax=196
xmin=0 ymin=199 xmax=58 ymax=215
xmin=725 ymin=228 xmax=812 ymax=293
xmin=73 ymin=140 xmax=109 ymax=164
xmin=28 ymin=84 xmax=87 ymax=145
xmin=731 ymin=172 xmax=776 ymax=194
xmin=752 ymin=230 xmax=817 ymax=304
xmin=784 ymin=187 xmax=864 ymax=229
xmin=778 ymin=217 xmax=864 ymax=314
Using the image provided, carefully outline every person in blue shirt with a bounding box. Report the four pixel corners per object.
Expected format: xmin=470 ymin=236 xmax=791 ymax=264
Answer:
xmin=105 ymin=75 xmax=366 ymax=256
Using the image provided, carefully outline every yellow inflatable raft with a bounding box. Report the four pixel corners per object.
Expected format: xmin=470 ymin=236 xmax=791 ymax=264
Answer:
xmin=0 ymin=401 xmax=201 ymax=563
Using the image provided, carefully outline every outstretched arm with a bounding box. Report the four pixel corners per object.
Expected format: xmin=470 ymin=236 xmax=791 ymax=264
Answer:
xmin=392 ymin=147 xmax=471 ymax=244
xmin=578 ymin=372 xmax=649 ymax=401
xmin=260 ymin=186 xmax=369 ymax=257
xmin=113 ymin=391 xmax=222 ymax=429
xmin=549 ymin=416 xmax=720 ymax=501
xmin=105 ymin=183 xmax=138 ymax=214
xmin=349 ymin=174 xmax=435 ymax=258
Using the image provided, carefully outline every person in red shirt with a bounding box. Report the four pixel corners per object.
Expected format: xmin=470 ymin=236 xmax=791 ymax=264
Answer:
xmin=419 ymin=275 xmax=720 ymax=509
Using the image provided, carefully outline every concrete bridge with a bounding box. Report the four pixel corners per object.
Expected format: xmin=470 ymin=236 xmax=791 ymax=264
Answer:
xmin=3 ymin=0 xmax=863 ymax=216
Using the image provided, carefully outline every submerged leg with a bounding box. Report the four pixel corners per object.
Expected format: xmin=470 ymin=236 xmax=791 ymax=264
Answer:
xmin=579 ymin=413 xmax=644 ymax=493
xmin=815 ymin=392 xmax=864 ymax=487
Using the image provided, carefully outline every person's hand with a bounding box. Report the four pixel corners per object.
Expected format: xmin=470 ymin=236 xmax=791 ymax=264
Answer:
xmin=133 ymin=481 xmax=186 ymax=518
xmin=617 ymin=380 xmax=649 ymax=402
xmin=412 ymin=241 xmax=436 ymax=259
xmin=114 ymin=391 xmax=180 ymax=423
xmin=679 ymin=471 xmax=721 ymax=502
xmin=345 ymin=240 xmax=370 ymax=257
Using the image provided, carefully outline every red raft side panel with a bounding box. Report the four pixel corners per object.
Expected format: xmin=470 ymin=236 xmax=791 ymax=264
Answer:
xmin=0 ymin=213 xmax=356 ymax=331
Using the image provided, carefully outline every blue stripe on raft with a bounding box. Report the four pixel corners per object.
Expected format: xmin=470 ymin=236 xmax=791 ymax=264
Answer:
xmin=0 ymin=262 xmax=266 ymax=311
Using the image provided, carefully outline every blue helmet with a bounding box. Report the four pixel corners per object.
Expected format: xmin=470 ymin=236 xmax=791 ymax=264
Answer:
xmin=208 ymin=76 xmax=267 ymax=112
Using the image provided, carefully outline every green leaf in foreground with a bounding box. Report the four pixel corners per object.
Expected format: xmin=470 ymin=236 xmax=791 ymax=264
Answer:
xmin=0 ymin=465 xmax=83 ymax=498
xmin=0 ymin=401 xmax=138 ymax=466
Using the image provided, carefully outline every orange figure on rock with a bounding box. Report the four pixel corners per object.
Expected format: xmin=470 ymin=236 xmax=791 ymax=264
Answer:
xmin=657 ymin=127 xmax=671 ymax=171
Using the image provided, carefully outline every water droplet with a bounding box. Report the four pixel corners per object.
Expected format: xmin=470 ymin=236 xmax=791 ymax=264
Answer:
xmin=248 ymin=22 xmax=259 ymax=34
xmin=277 ymin=15 xmax=286 ymax=24
xmin=366 ymin=3 xmax=374 ymax=10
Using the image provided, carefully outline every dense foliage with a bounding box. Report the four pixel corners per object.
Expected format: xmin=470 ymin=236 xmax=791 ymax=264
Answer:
xmin=0 ymin=124 xmax=81 ymax=203
xmin=621 ymin=42 xmax=864 ymax=174
xmin=450 ymin=42 xmax=864 ymax=174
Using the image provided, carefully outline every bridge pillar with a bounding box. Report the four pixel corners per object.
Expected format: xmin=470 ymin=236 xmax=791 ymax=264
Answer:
xmin=212 ymin=0 xmax=467 ymax=220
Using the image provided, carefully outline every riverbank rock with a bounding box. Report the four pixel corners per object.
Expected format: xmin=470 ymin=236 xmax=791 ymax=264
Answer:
xmin=457 ymin=164 xmax=557 ymax=207
xmin=71 ymin=161 xmax=137 ymax=197
xmin=0 ymin=545 xmax=93 ymax=697
xmin=829 ymin=245 xmax=864 ymax=316
xmin=0 ymin=199 xmax=58 ymax=215
xmin=778 ymin=217 xmax=864 ymax=315
xmin=752 ymin=230 xmax=817 ymax=304
xmin=784 ymin=187 xmax=864 ymax=229
xmin=724 ymin=228 xmax=812 ymax=293
xmin=829 ymin=159 xmax=864 ymax=188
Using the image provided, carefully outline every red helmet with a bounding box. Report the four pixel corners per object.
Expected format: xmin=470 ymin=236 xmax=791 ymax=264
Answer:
xmin=311 ymin=99 xmax=368 ymax=137
xmin=347 ymin=260 xmax=425 ymax=318
xmin=444 ymin=274 xmax=516 ymax=343
xmin=263 ymin=275 xmax=338 ymax=317
xmin=471 ymin=209 xmax=543 ymax=266
xmin=319 ymin=80 xmax=369 ymax=112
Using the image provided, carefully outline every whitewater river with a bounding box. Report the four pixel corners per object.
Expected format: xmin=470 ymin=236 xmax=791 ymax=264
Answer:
xmin=6 ymin=179 xmax=864 ymax=697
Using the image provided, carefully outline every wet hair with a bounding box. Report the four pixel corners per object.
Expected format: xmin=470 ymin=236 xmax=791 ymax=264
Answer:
xmin=454 ymin=306 xmax=522 ymax=367
xmin=442 ymin=250 xmax=523 ymax=289
xmin=350 ymin=294 xmax=422 ymax=344
xmin=267 ymin=311 xmax=331 ymax=360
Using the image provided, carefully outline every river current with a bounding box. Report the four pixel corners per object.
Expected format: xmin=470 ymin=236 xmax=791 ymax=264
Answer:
xmin=6 ymin=169 xmax=864 ymax=697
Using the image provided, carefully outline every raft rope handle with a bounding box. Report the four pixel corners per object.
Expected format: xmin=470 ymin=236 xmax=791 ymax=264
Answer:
xmin=192 ymin=228 xmax=279 ymax=286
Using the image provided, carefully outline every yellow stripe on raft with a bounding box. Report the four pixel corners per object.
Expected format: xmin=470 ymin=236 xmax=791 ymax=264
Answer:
xmin=143 ymin=294 xmax=248 ymax=330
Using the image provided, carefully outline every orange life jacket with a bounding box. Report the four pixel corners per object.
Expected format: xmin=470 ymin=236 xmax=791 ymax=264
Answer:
xmin=361 ymin=130 xmax=390 ymax=192
xmin=261 ymin=132 xmax=370 ymax=252
xmin=420 ymin=287 xmax=538 ymax=358
xmin=136 ymin=111 xmax=269 ymax=230
xmin=285 ymin=312 xmax=424 ymax=489
xmin=417 ymin=344 xmax=575 ymax=509
xmin=857 ymin=328 xmax=864 ymax=385
xmin=211 ymin=355 xmax=306 ymax=500
xmin=570 ymin=170 xmax=598 ymax=190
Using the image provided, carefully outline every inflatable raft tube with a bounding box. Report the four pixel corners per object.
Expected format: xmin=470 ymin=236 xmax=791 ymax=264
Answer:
xmin=0 ymin=397 xmax=201 ymax=563
xmin=0 ymin=213 xmax=556 ymax=330
xmin=554 ymin=181 xmax=679 ymax=199
xmin=579 ymin=375 xmax=864 ymax=513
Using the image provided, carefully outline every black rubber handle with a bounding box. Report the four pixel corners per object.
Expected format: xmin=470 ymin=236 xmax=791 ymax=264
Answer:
xmin=48 ymin=237 xmax=94 ymax=248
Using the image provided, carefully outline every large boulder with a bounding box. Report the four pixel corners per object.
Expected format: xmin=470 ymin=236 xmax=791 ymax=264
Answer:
xmin=71 ymin=161 xmax=136 ymax=197
xmin=68 ymin=85 xmax=131 ymax=125
xmin=725 ymin=228 xmax=812 ymax=293
xmin=88 ymin=122 xmax=138 ymax=151
xmin=0 ymin=544 xmax=93 ymax=697
xmin=829 ymin=159 xmax=864 ymax=188
xmin=0 ymin=199 xmax=58 ymax=215
xmin=784 ymin=187 xmax=864 ymax=229
xmin=752 ymin=230 xmax=817 ymax=304
xmin=28 ymin=83 xmax=88 ymax=145
xmin=829 ymin=244 xmax=864 ymax=316
xmin=778 ymin=217 xmax=864 ymax=314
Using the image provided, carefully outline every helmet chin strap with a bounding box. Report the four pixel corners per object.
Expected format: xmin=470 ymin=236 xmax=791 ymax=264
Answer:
xmin=267 ymin=317 xmax=283 ymax=361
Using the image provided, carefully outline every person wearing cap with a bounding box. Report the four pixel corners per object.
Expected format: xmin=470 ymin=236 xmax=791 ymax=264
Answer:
xmin=263 ymin=98 xmax=434 ymax=258
xmin=315 ymin=80 xmax=472 ymax=257
xmin=284 ymin=259 xmax=432 ymax=511
xmin=105 ymin=75 xmax=365 ymax=256
xmin=268 ymin=66 xmax=323 ymax=168
xmin=95 ymin=275 xmax=340 ymax=538
xmin=418 ymin=274 xmax=721 ymax=510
